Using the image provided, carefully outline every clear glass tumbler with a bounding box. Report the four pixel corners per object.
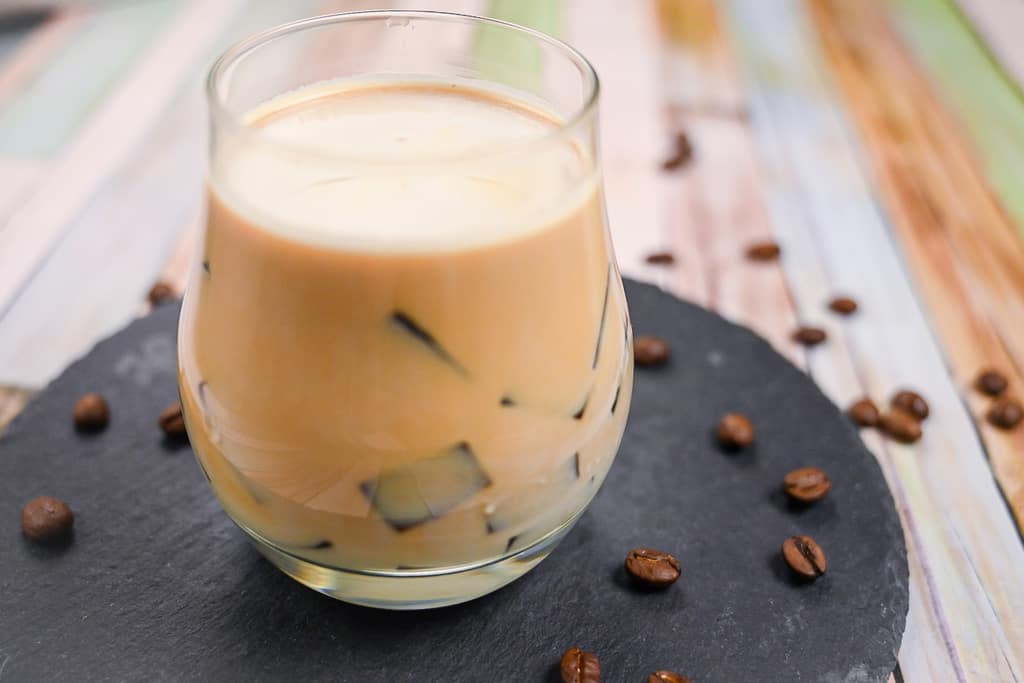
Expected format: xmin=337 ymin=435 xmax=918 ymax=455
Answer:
xmin=178 ymin=10 xmax=632 ymax=609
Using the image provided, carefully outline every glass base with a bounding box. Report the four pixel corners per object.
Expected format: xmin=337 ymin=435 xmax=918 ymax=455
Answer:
xmin=235 ymin=512 xmax=583 ymax=610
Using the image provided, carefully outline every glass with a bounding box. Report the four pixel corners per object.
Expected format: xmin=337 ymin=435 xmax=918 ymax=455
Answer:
xmin=178 ymin=10 xmax=632 ymax=609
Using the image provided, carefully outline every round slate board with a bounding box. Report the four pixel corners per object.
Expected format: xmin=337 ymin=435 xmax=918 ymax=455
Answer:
xmin=0 ymin=280 xmax=907 ymax=682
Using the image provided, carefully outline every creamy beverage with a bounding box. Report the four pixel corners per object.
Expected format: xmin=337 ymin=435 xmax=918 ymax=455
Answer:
xmin=179 ymin=79 xmax=631 ymax=584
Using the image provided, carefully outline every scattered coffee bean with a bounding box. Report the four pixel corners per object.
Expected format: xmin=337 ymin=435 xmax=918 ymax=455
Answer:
xmin=645 ymin=251 xmax=676 ymax=265
xmin=716 ymin=412 xmax=754 ymax=449
xmin=634 ymin=336 xmax=670 ymax=367
xmin=879 ymin=409 xmax=922 ymax=444
xmin=847 ymin=397 xmax=879 ymax=427
xmin=793 ymin=326 xmax=827 ymax=346
xmin=648 ymin=672 xmax=690 ymax=683
xmin=625 ymin=547 xmax=681 ymax=588
xmin=560 ymin=646 xmax=601 ymax=683
xmin=975 ymin=369 xmax=1008 ymax=397
xmin=782 ymin=535 xmax=827 ymax=579
xmin=147 ymin=281 xmax=176 ymax=306
xmin=783 ymin=467 xmax=832 ymax=503
xmin=158 ymin=403 xmax=187 ymax=437
xmin=987 ymin=397 xmax=1023 ymax=430
xmin=891 ymin=390 xmax=928 ymax=421
xmin=661 ymin=132 xmax=693 ymax=171
xmin=73 ymin=393 xmax=109 ymax=432
xmin=21 ymin=496 xmax=73 ymax=542
xmin=745 ymin=240 xmax=781 ymax=261
xmin=828 ymin=296 xmax=858 ymax=315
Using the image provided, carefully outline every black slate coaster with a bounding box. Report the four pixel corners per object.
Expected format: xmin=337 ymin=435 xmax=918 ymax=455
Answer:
xmin=0 ymin=280 xmax=907 ymax=682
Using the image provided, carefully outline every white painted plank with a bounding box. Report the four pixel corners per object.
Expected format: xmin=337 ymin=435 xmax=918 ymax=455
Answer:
xmin=0 ymin=0 xmax=331 ymax=387
xmin=0 ymin=0 xmax=245 ymax=324
xmin=0 ymin=160 xmax=46 ymax=225
xmin=725 ymin=0 xmax=1024 ymax=679
xmin=564 ymin=0 xmax=669 ymax=289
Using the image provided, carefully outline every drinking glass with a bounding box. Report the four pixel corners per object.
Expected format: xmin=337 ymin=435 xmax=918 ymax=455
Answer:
xmin=178 ymin=10 xmax=632 ymax=609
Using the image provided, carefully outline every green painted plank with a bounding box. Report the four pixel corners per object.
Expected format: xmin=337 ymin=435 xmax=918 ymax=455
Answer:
xmin=474 ymin=0 xmax=562 ymax=90
xmin=0 ymin=0 xmax=178 ymax=158
xmin=888 ymin=0 xmax=1024 ymax=234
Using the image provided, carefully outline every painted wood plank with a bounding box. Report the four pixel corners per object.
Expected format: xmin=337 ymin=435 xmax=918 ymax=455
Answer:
xmin=0 ymin=0 xmax=332 ymax=387
xmin=0 ymin=0 xmax=178 ymax=157
xmin=0 ymin=9 xmax=85 ymax=109
xmin=0 ymin=159 xmax=46 ymax=223
xmin=808 ymin=0 xmax=1024 ymax=557
xmin=886 ymin=0 xmax=1024 ymax=239
xmin=0 ymin=385 xmax=34 ymax=435
xmin=727 ymin=0 xmax=1024 ymax=679
xmin=953 ymin=0 xmax=1024 ymax=95
xmin=0 ymin=0 xmax=244 ymax=370
xmin=563 ymin=0 xmax=669 ymax=291
xmin=656 ymin=0 xmax=802 ymax=362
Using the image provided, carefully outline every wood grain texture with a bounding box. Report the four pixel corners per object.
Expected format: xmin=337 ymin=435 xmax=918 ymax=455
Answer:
xmin=808 ymin=0 xmax=1024 ymax=543
xmin=793 ymin=0 xmax=1024 ymax=678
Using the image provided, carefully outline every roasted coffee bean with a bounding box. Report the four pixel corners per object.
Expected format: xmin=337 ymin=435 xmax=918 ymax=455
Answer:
xmin=987 ymin=397 xmax=1023 ymax=430
xmin=879 ymin=409 xmax=922 ymax=444
xmin=745 ymin=240 xmax=781 ymax=261
xmin=782 ymin=535 xmax=827 ymax=579
xmin=147 ymin=281 xmax=176 ymax=306
xmin=783 ymin=467 xmax=832 ymax=503
xmin=625 ymin=547 xmax=681 ymax=588
xmin=975 ymin=369 xmax=1008 ymax=397
xmin=661 ymin=132 xmax=693 ymax=171
xmin=645 ymin=251 xmax=676 ymax=265
xmin=717 ymin=412 xmax=754 ymax=449
xmin=891 ymin=389 xmax=929 ymax=421
xmin=73 ymin=393 xmax=109 ymax=432
xmin=847 ymin=397 xmax=880 ymax=427
xmin=21 ymin=496 xmax=73 ymax=542
xmin=158 ymin=403 xmax=187 ymax=437
xmin=828 ymin=296 xmax=858 ymax=315
xmin=647 ymin=672 xmax=690 ymax=683
xmin=634 ymin=336 xmax=670 ymax=367
xmin=560 ymin=646 xmax=600 ymax=683
xmin=793 ymin=326 xmax=827 ymax=346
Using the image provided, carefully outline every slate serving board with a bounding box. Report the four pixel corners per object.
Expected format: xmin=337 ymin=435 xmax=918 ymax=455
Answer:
xmin=0 ymin=280 xmax=908 ymax=682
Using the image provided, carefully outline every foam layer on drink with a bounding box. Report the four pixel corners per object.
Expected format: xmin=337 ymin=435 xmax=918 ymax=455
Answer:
xmin=213 ymin=80 xmax=594 ymax=252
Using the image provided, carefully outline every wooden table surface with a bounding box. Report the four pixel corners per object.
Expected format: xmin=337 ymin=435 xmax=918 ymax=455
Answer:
xmin=1 ymin=1 xmax=1022 ymax=680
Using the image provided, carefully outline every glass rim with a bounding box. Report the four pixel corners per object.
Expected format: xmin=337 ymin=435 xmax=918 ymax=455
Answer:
xmin=206 ymin=9 xmax=601 ymax=165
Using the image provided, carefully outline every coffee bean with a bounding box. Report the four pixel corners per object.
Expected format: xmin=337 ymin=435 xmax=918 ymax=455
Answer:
xmin=847 ymin=398 xmax=879 ymax=427
xmin=879 ymin=409 xmax=922 ymax=444
xmin=782 ymin=535 xmax=827 ymax=579
xmin=147 ymin=281 xmax=176 ymax=306
xmin=661 ymin=132 xmax=693 ymax=171
xmin=21 ymin=496 xmax=73 ymax=542
xmin=987 ymin=397 xmax=1022 ymax=430
xmin=891 ymin=389 xmax=928 ymax=421
xmin=783 ymin=467 xmax=832 ymax=503
xmin=625 ymin=547 xmax=681 ymax=588
xmin=645 ymin=251 xmax=676 ymax=265
xmin=975 ymin=369 xmax=1008 ymax=397
xmin=716 ymin=412 xmax=754 ymax=449
xmin=793 ymin=326 xmax=827 ymax=346
xmin=647 ymin=672 xmax=690 ymax=683
xmin=634 ymin=336 xmax=670 ymax=367
xmin=745 ymin=241 xmax=781 ymax=262
xmin=73 ymin=393 xmax=109 ymax=432
xmin=828 ymin=296 xmax=858 ymax=315
xmin=560 ymin=646 xmax=600 ymax=683
xmin=158 ymin=403 xmax=187 ymax=437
